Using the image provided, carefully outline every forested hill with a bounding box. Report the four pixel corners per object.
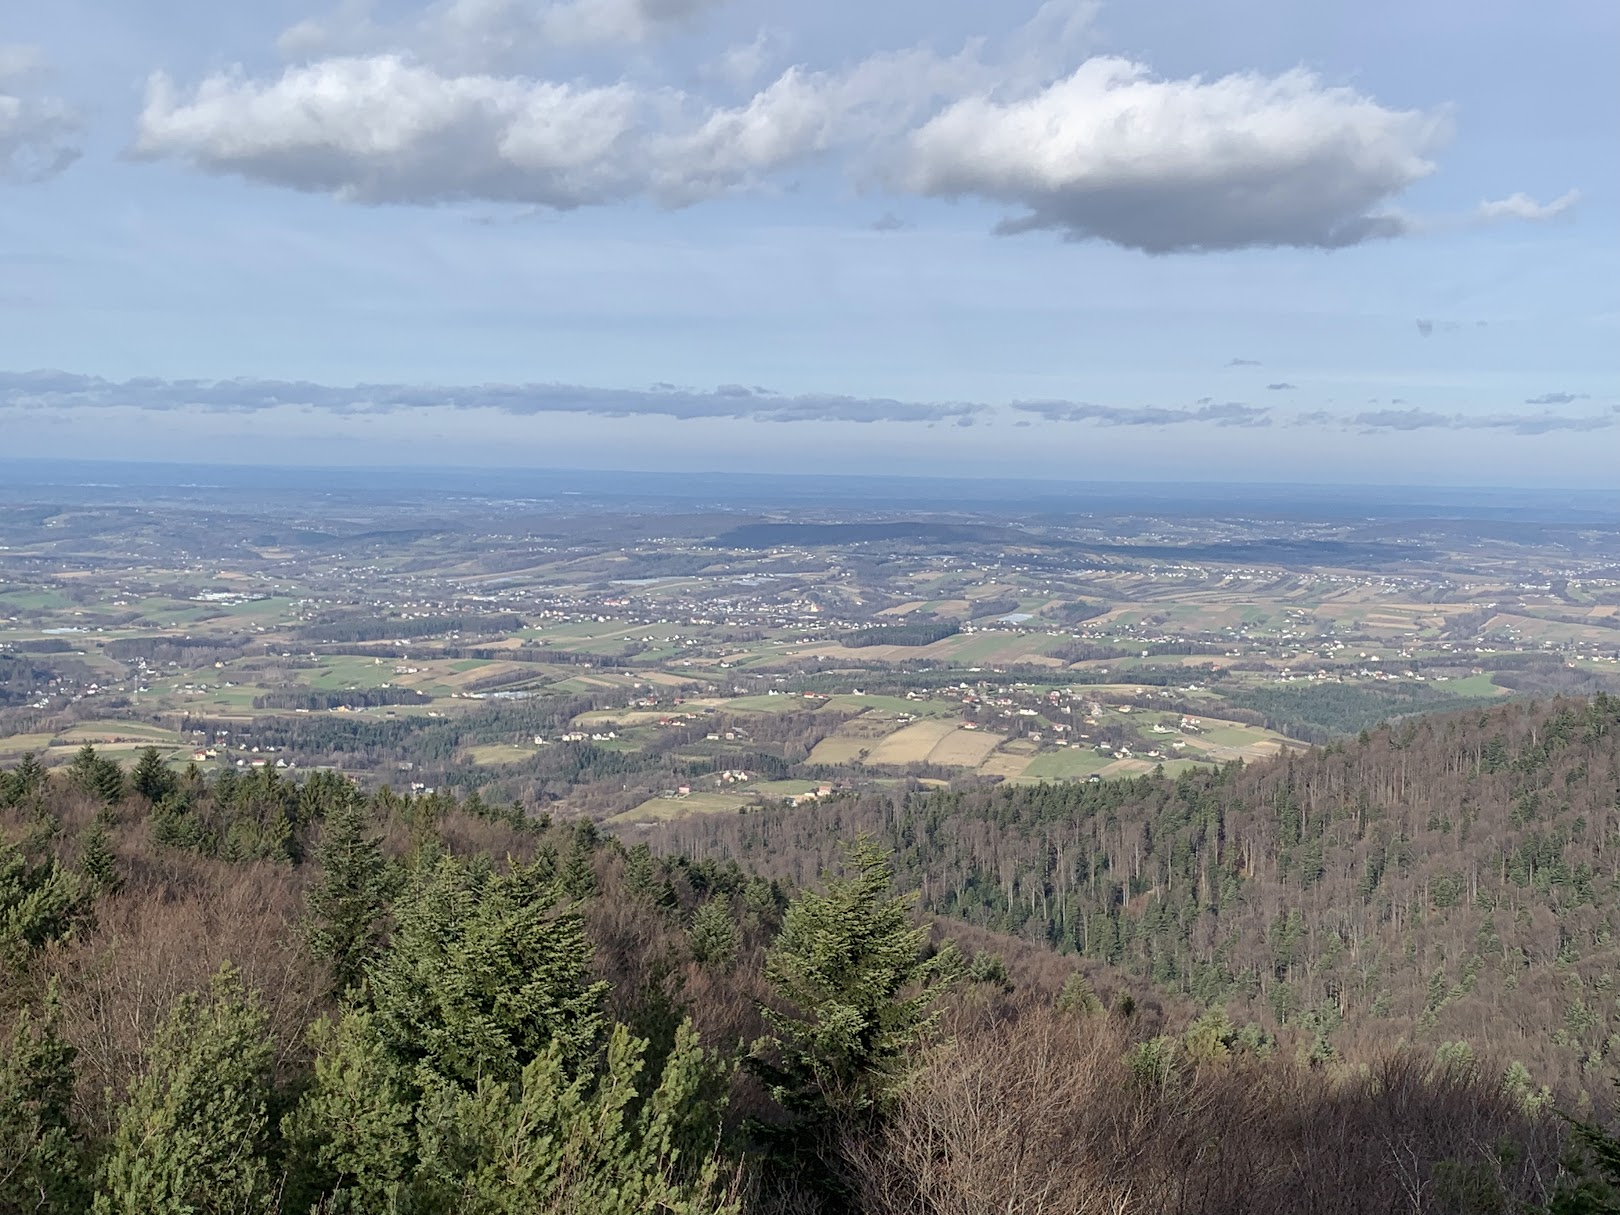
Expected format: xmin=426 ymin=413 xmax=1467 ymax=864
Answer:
xmin=4 ymin=724 xmax=1620 ymax=1210
xmin=654 ymin=694 xmax=1620 ymax=1102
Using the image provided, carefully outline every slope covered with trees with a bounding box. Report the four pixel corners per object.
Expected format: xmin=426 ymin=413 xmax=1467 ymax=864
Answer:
xmin=658 ymin=694 xmax=1620 ymax=1105
xmin=3 ymin=729 xmax=1619 ymax=1213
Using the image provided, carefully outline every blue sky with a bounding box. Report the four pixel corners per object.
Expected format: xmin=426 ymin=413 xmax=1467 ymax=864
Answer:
xmin=2 ymin=0 xmax=1615 ymax=484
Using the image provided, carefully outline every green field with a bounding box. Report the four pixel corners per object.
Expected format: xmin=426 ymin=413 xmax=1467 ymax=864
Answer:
xmin=1019 ymin=748 xmax=1116 ymax=781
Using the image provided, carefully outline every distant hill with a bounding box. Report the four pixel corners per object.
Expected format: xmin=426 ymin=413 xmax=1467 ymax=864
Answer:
xmin=653 ymin=693 xmax=1620 ymax=1103
xmin=709 ymin=520 xmax=1023 ymax=549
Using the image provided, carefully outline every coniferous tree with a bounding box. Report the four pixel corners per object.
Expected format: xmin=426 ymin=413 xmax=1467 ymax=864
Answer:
xmin=130 ymin=747 xmax=175 ymax=804
xmin=303 ymin=800 xmax=396 ymax=992
xmin=93 ymin=964 xmax=277 ymax=1215
xmin=412 ymin=1022 xmax=735 ymax=1215
xmin=365 ymin=854 xmax=607 ymax=1088
xmin=77 ymin=820 xmax=121 ymax=896
xmin=2 ymin=752 xmax=47 ymax=808
xmin=689 ymin=894 xmax=739 ymax=972
xmin=68 ymin=745 xmax=124 ymax=807
xmin=0 ymin=990 xmax=85 ymax=1214
xmin=1 ymin=839 xmax=85 ymax=973
xmin=559 ymin=821 xmax=599 ymax=900
xmin=750 ymin=840 xmax=959 ymax=1188
xmin=281 ymin=1008 xmax=415 ymax=1214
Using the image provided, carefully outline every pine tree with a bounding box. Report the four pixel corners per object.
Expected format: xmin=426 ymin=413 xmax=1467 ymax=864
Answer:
xmin=750 ymin=840 xmax=959 ymax=1183
xmin=303 ymin=800 xmax=396 ymax=991
xmin=0 ymin=990 xmax=86 ymax=1213
xmin=93 ymin=964 xmax=277 ymax=1215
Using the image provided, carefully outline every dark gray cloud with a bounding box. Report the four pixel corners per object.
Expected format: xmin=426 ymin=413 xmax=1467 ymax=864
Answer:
xmin=0 ymin=369 xmax=979 ymax=424
xmin=1013 ymin=400 xmax=1270 ymax=427
xmin=1524 ymin=391 xmax=1586 ymax=406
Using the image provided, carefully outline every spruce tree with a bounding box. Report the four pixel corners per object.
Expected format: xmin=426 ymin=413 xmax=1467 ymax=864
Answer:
xmin=0 ymin=990 xmax=85 ymax=1213
xmin=365 ymin=855 xmax=607 ymax=1088
xmin=689 ymin=894 xmax=739 ymax=972
xmin=77 ymin=821 xmax=121 ymax=896
xmin=68 ymin=745 xmax=124 ymax=806
xmin=2 ymin=752 xmax=47 ymax=808
xmin=303 ymin=800 xmax=395 ymax=991
xmin=558 ymin=821 xmax=599 ymax=900
xmin=1 ymin=840 xmax=85 ymax=973
xmin=412 ymin=1022 xmax=735 ymax=1215
xmin=93 ymin=964 xmax=277 ymax=1215
xmin=281 ymin=1008 xmax=415 ymax=1214
xmin=130 ymin=747 xmax=175 ymax=804
xmin=751 ymin=840 xmax=959 ymax=1180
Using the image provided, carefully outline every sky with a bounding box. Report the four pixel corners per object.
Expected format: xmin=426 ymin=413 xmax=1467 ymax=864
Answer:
xmin=2 ymin=0 xmax=1616 ymax=485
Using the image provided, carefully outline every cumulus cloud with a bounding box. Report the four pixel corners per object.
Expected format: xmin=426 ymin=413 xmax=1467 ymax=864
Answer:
xmin=1524 ymin=391 xmax=1586 ymax=405
xmin=133 ymin=41 xmax=983 ymax=207
xmin=0 ymin=45 xmax=82 ymax=182
xmin=900 ymin=59 xmax=1447 ymax=252
xmin=134 ymin=57 xmax=654 ymax=207
xmin=1013 ymin=400 xmax=1270 ymax=426
xmin=0 ymin=369 xmax=979 ymax=424
xmin=126 ymin=0 xmax=1580 ymax=257
xmin=1476 ymin=189 xmax=1579 ymax=222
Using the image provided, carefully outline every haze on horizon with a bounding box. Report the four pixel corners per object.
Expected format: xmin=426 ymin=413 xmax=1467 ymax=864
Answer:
xmin=2 ymin=0 xmax=1615 ymax=486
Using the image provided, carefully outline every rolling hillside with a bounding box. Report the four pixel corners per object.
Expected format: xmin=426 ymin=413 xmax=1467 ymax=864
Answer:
xmin=654 ymin=693 xmax=1620 ymax=1102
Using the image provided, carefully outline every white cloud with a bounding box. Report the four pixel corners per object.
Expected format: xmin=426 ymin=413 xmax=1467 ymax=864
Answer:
xmin=900 ymin=58 xmax=1448 ymax=252
xmin=0 ymin=45 xmax=81 ymax=182
xmin=1475 ymin=189 xmax=1579 ymax=222
xmin=132 ymin=7 xmax=1570 ymax=255
xmin=132 ymin=40 xmax=986 ymax=208
xmin=134 ymin=56 xmax=649 ymax=207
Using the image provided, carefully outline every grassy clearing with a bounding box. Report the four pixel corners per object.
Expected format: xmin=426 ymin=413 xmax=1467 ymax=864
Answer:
xmin=720 ymin=694 xmax=806 ymax=714
xmin=0 ymin=732 xmax=54 ymax=757
xmin=820 ymin=694 xmax=955 ymax=718
xmin=1020 ymin=748 xmax=1116 ymax=781
xmin=865 ymin=720 xmax=961 ymax=765
xmin=59 ymin=720 xmax=183 ymax=742
xmin=978 ymin=749 xmax=1033 ymax=780
xmin=925 ymin=728 xmax=1003 ymax=767
xmin=806 ymin=735 xmax=874 ymax=765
